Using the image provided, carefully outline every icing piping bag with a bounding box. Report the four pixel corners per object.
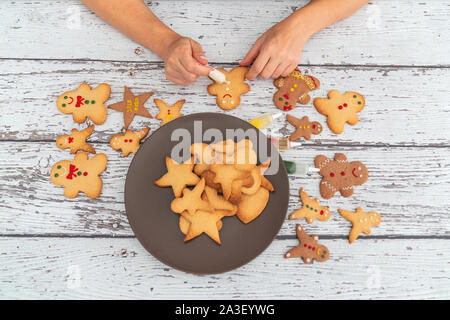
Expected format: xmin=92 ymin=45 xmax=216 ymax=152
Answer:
xmin=269 ymin=137 xmax=302 ymax=151
xmin=208 ymin=68 xmax=227 ymax=84
xmin=284 ymin=160 xmax=320 ymax=176
xmin=249 ymin=112 xmax=283 ymax=130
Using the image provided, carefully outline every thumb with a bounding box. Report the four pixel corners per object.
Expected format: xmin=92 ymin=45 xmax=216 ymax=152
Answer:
xmin=240 ymin=38 xmax=262 ymax=66
xmin=190 ymin=39 xmax=208 ymax=65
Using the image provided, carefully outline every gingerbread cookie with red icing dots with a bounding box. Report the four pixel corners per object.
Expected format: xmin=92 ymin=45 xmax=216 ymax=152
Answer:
xmin=110 ymin=127 xmax=150 ymax=156
xmin=314 ymin=90 xmax=365 ymax=134
xmin=57 ymin=83 xmax=110 ymax=124
xmin=154 ymin=99 xmax=184 ymax=125
xmin=207 ymin=67 xmax=250 ymax=110
xmin=286 ymin=114 xmax=322 ymax=141
xmin=273 ymin=69 xmax=320 ymax=111
xmin=285 ymin=224 xmax=329 ymax=264
xmin=314 ymin=153 xmax=368 ymax=199
xmin=56 ymin=125 xmax=96 ymax=154
xmin=50 ymin=152 xmax=108 ymax=199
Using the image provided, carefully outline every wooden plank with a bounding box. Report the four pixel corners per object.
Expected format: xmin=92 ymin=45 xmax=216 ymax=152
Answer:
xmin=0 ymin=237 xmax=448 ymax=299
xmin=0 ymin=1 xmax=449 ymax=66
xmin=1 ymin=142 xmax=449 ymax=237
xmin=1 ymin=60 xmax=450 ymax=145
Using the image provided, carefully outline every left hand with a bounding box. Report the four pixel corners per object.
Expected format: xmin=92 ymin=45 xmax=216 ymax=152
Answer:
xmin=240 ymin=17 xmax=310 ymax=80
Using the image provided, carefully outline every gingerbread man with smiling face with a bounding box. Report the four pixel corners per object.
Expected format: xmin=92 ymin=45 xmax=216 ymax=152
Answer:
xmin=314 ymin=90 xmax=365 ymax=134
xmin=273 ymin=69 xmax=320 ymax=111
xmin=207 ymin=67 xmax=250 ymax=110
xmin=315 ymin=153 xmax=368 ymax=199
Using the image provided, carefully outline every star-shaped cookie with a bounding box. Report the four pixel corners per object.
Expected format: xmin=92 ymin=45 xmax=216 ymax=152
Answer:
xmin=154 ymin=99 xmax=184 ymax=125
xmin=286 ymin=114 xmax=322 ymax=141
xmin=338 ymin=207 xmax=381 ymax=243
xmin=314 ymin=90 xmax=365 ymax=134
xmin=171 ymin=178 xmax=212 ymax=215
xmin=181 ymin=210 xmax=223 ymax=244
xmin=154 ymin=156 xmax=200 ymax=198
xmin=289 ymin=188 xmax=331 ymax=223
xmin=108 ymin=86 xmax=153 ymax=129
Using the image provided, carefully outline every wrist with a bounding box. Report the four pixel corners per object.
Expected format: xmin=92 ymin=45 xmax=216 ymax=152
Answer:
xmin=146 ymin=28 xmax=181 ymax=61
xmin=283 ymin=11 xmax=313 ymax=44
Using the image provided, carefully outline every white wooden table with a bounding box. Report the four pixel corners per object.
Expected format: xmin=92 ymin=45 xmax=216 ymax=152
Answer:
xmin=1 ymin=0 xmax=449 ymax=299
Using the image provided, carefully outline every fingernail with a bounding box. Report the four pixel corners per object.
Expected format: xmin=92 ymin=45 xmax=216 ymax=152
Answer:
xmin=200 ymin=55 xmax=207 ymax=60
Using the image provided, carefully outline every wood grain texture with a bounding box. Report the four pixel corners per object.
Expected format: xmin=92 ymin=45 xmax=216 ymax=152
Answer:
xmin=1 ymin=142 xmax=449 ymax=237
xmin=1 ymin=59 xmax=449 ymax=145
xmin=0 ymin=237 xmax=448 ymax=299
xmin=0 ymin=1 xmax=449 ymax=65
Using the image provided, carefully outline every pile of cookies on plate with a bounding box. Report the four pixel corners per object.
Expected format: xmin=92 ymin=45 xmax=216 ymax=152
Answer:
xmin=154 ymin=139 xmax=274 ymax=245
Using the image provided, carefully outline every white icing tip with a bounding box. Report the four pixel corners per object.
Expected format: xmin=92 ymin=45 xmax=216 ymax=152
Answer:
xmin=209 ymin=69 xmax=226 ymax=84
xmin=272 ymin=112 xmax=283 ymax=120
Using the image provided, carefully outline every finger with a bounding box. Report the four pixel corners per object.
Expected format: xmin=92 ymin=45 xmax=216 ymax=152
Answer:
xmin=177 ymin=58 xmax=199 ymax=83
xmin=240 ymin=38 xmax=262 ymax=67
xmin=272 ymin=62 xmax=290 ymax=79
xmin=190 ymin=39 xmax=209 ymax=65
xmin=181 ymin=53 xmax=212 ymax=77
xmin=281 ymin=64 xmax=297 ymax=77
xmin=259 ymin=57 xmax=280 ymax=79
xmin=245 ymin=50 xmax=270 ymax=80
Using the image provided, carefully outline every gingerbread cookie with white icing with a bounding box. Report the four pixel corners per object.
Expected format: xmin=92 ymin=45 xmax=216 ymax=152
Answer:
xmin=315 ymin=153 xmax=368 ymax=199
xmin=207 ymin=67 xmax=250 ymax=110
xmin=338 ymin=207 xmax=381 ymax=244
xmin=273 ymin=69 xmax=320 ymax=111
xmin=285 ymin=224 xmax=329 ymax=264
xmin=50 ymin=152 xmax=107 ymax=199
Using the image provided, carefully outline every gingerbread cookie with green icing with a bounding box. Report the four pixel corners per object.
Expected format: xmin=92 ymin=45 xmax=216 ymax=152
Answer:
xmin=56 ymin=125 xmax=96 ymax=154
xmin=50 ymin=152 xmax=108 ymax=199
xmin=286 ymin=114 xmax=322 ymax=141
xmin=289 ymin=188 xmax=331 ymax=223
xmin=285 ymin=224 xmax=329 ymax=264
xmin=57 ymin=83 xmax=111 ymax=124
xmin=273 ymin=69 xmax=320 ymax=111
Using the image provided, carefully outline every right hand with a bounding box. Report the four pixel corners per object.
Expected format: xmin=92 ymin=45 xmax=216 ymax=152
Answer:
xmin=161 ymin=36 xmax=213 ymax=86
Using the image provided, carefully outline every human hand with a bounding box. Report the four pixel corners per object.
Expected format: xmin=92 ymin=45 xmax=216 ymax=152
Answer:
xmin=240 ymin=17 xmax=310 ymax=80
xmin=161 ymin=36 xmax=213 ymax=86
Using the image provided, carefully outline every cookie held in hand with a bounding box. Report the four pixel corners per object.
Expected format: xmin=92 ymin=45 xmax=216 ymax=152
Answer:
xmin=314 ymin=90 xmax=365 ymax=134
xmin=109 ymin=127 xmax=150 ymax=157
xmin=338 ymin=207 xmax=381 ymax=244
xmin=207 ymin=67 xmax=250 ymax=110
xmin=50 ymin=152 xmax=107 ymax=199
xmin=315 ymin=153 xmax=368 ymax=199
xmin=273 ymin=69 xmax=320 ymax=111
xmin=285 ymin=224 xmax=329 ymax=264
xmin=56 ymin=125 xmax=96 ymax=154
xmin=57 ymin=83 xmax=110 ymax=124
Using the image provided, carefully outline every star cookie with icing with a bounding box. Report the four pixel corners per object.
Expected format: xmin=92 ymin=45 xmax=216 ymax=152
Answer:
xmin=154 ymin=99 xmax=184 ymax=125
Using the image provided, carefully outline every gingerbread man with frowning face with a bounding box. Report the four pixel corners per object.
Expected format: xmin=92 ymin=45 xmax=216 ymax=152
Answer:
xmin=273 ymin=69 xmax=320 ymax=111
xmin=315 ymin=153 xmax=368 ymax=199
xmin=207 ymin=67 xmax=250 ymax=110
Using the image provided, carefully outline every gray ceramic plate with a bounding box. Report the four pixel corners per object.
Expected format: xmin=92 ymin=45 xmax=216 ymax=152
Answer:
xmin=124 ymin=113 xmax=289 ymax=274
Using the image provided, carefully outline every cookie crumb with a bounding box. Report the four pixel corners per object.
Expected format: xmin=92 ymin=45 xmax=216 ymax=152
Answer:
xmin=135 ymin=48 xmax=141 ymax=55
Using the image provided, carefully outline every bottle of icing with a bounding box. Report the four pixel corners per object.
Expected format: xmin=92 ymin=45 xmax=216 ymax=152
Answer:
xmin=249 ymin=112 xmax=283 ymax=130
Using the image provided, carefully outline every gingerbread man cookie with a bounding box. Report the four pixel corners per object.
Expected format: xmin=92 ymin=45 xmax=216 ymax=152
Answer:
xmin=50 ymin=152 xmax=108 ymax=199
xmin=338 ymin=207 xmax=381 ymax=244
xmin=56 ymin=125 xmax=96 ymax=154
xmin=314 ymin=90 xmax=365 ymax=134
xmin=273 ymin=69 xmax=320 ymax=111
xmin=289 ymin=188 xmax=331 ymax=223
xmin=284 ymin=224 xmax=329 ymax=264
xmin=286 ymin=114 xmax=322 ymax=141
xmin=207 ymin=67 xmax=250 ymax=110
xmin=315 ymin=153 xmax=368 ymax=199
xmin=154 ymin=99 xmax=184 ymax=125
xmin=109 ymin=127 xmax=150 ymax=156
xmin=108 ymin=86 xmax=153 ymax=129
xmin=57 ymin=83 xmax=110 ymax=124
